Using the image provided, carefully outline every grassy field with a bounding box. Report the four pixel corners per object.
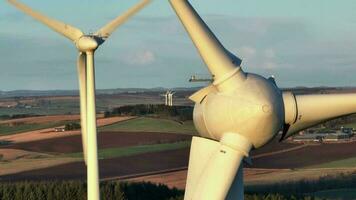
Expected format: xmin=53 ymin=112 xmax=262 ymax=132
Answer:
xmin=306 ymin=157 xmax=356 ymax=168
xmin=68 ymin=141 xmax=191 ymax=159
xmin=100 ymin=117 xmax=197 ymax=135
xmin=0 ymin=121 xmax=73 ymax=136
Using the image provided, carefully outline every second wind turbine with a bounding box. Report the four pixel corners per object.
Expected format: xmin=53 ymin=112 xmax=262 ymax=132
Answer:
xmin=7 ymin=0 xmax=151 ymax=199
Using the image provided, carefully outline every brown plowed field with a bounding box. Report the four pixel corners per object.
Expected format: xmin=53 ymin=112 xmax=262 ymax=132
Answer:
xmin=4 ymin=131 xmax=192 ymax=154
xmin=250 ymin=137 xmax=301 ymax=156
xmin=0 ymin=116 xmax=134 ymax=143
xmin=0 ymin=148 xmax=190 ymax=181
xmin=250 ymin=141 xmax=356 ymax=169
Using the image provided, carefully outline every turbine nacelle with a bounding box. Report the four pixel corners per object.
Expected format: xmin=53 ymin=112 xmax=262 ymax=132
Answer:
xmin=76 ymin=36 xmax=99 ymax=52
xmin=193 ymin=73 xmax=284 ymax=149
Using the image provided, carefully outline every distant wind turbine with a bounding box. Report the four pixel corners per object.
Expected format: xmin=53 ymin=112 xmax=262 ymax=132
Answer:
xmin=7 ymin=0 xmax=150 ymax=199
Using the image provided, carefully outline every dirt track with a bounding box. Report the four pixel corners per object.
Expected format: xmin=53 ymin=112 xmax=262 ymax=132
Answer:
xmin=4 ymin=131 xmax=192 ymax=154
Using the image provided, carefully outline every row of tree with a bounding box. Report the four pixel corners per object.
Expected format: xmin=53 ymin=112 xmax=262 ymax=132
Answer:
xmin=0 ymin=180 xmax=329 ymax=200
xmin=0 ymin=114 xmax=41 ymax=120
xmin=104 ymin=104 xmax=193 ymax=121
xmin=0 ymin=181 xmax=181 ymax=200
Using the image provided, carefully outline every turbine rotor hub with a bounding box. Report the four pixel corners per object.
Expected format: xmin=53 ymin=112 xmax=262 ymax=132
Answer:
xmin=193 ymin=73 xmax=284 ymax=149
xmin=76 ymin=36 xmax=99 ymax=52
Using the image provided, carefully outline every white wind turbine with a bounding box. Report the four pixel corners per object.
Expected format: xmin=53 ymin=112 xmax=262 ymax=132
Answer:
xmin=7 ymin=0 xmax=150 ymax=199
xmin=162 ymin=90 xmax=171 ymax=106
xmin=169 ymin=0 xmax=356 ymax=199
xmin=168 ymin=91 xmax=176 ymax=106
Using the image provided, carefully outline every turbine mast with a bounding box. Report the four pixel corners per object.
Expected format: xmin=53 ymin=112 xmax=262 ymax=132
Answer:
xmin=86 ymin=51 xmax=100 ymax=200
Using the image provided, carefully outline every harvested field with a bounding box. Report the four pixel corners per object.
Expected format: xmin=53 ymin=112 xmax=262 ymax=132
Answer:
xmin=0 ymin=114 xmax=81 ymax=125
xmin=250 ymin=141 xmax=356 ymax=169
xmin=5 ymin=131 xmax=192 ymax=154
xmin=0 ymin=157 xmax=80 ymax=176
xmin=0 ymin=116 xmax=134 ymax=143
xmin=0 ymin=149 xmax=51 ymax=161
xmin=115 ymin=168 xmax=356 ymax=190
xmin=250 ymin=137 xmax=301 ymax=156
xmin=0 ymin=148 xmax=190 ymax=181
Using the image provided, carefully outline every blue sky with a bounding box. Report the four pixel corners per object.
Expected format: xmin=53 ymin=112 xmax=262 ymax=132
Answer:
xmin=1 ymin=0 xmax=356 ymax=90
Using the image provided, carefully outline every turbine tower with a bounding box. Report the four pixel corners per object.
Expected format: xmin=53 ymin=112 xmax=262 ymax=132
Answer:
xmin=7 ymin=0 xmax=150 ymax=199
xmin=168 ymin=91 xmax=176 ymax=106
xmin=169 ymin=0 xmax=356 ymax=199
xmin=162 ymin=90 xmax=171 ymax=106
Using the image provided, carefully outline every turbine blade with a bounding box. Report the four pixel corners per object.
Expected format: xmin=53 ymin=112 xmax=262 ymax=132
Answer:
xmin=189 ymin=84 xmax=217 ymax=103
xmin=7 ymin=0 xmax=83 ymax=42
xmin=95 ymin=0 xmax=150 ymax=42
xmin=77 ymin=52 xmax=88 ymax=165
xmin=283 ymin=92 xmax=356 ymax=139
xmin=169 ymin=0 xmax=243 ymax=82
xmin=185 ymin=136 xmax=247 ymax=200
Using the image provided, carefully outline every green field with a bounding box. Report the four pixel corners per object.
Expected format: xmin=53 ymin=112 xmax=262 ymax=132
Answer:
xmin=306 ymin=157 xmax=356 ymax=168
xmin=100 ymin=117 xmax=197 ymax=134
xmin=68 ymin=141 xmax=191 ymax=159
xmin=0 ymin=121 xmax=74 ymax=136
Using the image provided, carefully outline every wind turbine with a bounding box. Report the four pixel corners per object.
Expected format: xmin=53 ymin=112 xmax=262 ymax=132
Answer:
xmin=168 ymin=91 xmax=176 ymax=106
xmin=7 ymin=0 xmax=150 ymax=199
xmin=161 ymin=90 xmax=171 ymax=106
xmin=169 ymin=0 xmax=356 ymax=199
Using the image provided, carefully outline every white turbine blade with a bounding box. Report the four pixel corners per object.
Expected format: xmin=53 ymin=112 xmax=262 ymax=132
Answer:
xmin=77 ymin=52 xmax=88 ymax=165
xmin=7 ymin=0 xmax=83 ymax=42
xmin=95 ymin=0 xmax=150 ymax=41
xmin=184 ymin=136 xmax=247 ymax=200
xmin=283 ymin=92 xmax=356 ymax=138
xmin=189 ymin=84 xmax=217 ymax=103
xmin=184 ymin=137 xmax=220 ymax=199
xmin=86 ymin=52 xmax=100 ymax=200
xmin=169 ymin=0 xmax=242 ymax=82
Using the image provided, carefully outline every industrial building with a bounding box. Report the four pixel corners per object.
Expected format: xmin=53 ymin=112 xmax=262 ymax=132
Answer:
xmin=292 ymin=128 xmax=354 ymax=143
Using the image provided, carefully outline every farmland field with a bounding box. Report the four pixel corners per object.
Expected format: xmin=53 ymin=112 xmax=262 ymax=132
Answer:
xmin=0 ymin=121 xmax=67 ymax=136
xmin=4 ymin=131 xmax=192 ymax=154
xmin=68 ymin=141 xmax=191 ymax=159
xmin=0 ymin=93 xmax=193 ymax=116
xmin=250 ymin=141 xmax=356 ymax=169
xmin=100 ymin=117 xmax=197 ymax=135
xmin=306 ymin=157 xmax=356 ymax=168
xmin=0 ymin=148 xmax=190 ymax=181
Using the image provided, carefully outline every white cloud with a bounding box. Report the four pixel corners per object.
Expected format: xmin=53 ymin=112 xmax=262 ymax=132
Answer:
xmin=122 ymin=50 xmax=156 ymax=66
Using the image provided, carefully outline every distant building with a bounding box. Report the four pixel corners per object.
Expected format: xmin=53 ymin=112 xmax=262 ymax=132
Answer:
xmin=323 ymin=133 xmax=351 ymax=142
xmin=292 ymin=134 xmax=324 ymax=143
xmin=292 ymin=131 xmax=352 ymax=143
xmin=54 ymin=127 xmax=65 ymax=132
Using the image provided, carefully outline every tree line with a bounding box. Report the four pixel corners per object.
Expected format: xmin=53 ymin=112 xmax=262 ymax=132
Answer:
xmin=104 ymin=104 xmax=193 ymax=121
xmin=0 ymin=181 xmax=340 ymax=200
